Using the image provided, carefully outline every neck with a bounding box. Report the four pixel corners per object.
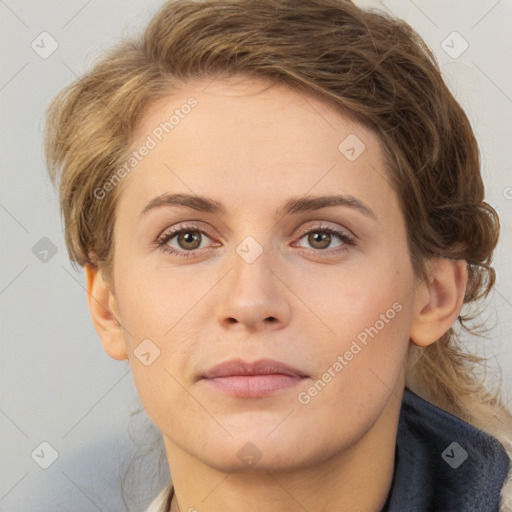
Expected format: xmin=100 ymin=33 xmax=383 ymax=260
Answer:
xmin=165 ymin=389 xmax=402 ymax=512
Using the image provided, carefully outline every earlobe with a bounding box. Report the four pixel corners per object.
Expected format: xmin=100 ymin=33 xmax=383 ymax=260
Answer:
xmin=410 ymin=258 xmax=468 ymax=347
xmin=84 ymin=263 xmax=128 ymax=360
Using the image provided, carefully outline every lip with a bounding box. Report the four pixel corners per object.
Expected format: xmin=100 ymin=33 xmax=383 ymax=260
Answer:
xmin=199 ymin=358 xmax=309 ymax=398
xmin=201 ymin=358 xmax=309 ymax=379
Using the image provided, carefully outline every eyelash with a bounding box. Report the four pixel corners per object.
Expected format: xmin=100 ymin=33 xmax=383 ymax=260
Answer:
xmin=155 ymin=223 xmax=356 ymax=259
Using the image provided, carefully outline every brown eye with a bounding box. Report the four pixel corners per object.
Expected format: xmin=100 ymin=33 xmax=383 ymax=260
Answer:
xmin=307 ymin=231 xmax=332 ymax=249
xmin=176 ymin=230 xmax=202 ymax=250
xmin=157 ymin=225 xmax=215 ymax=257
xmin=294 ymin=225 xmax=355 ymax=254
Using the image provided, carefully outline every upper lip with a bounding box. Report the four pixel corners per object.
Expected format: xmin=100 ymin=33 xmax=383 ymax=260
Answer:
xmin=200 ymin=358 xmax=309 ymax=379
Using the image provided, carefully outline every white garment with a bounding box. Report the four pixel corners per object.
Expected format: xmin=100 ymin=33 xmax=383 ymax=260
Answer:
xmin=145 ymin=484 xmax=172 ymax=512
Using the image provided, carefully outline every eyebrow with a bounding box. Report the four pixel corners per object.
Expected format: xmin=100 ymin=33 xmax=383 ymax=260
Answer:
xmin=140 ymin=192 xmax=377 ymax=220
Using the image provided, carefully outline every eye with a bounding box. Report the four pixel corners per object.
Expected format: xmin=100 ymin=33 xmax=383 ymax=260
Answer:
xmin=294 ymin=225 xmax=355 ymax=253
xmin=155 ymin=222 xmax=356 ymax=259
xmin=156 ymin=225 xmax=217 ymax=258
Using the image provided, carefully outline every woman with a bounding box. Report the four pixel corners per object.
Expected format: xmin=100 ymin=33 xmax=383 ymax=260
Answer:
xmin=44 ymin=0 xmax=512 ymax=510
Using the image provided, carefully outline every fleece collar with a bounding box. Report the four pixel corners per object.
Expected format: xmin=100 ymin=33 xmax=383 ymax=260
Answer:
xmin=382 ymin=388 xmax=510 ymax=512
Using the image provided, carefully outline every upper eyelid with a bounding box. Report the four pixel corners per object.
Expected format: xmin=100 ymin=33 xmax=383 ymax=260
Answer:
xmin=158 ymin=221 xmax=212 ymax=238
xmin=294 ymin=221 xmax=354 ymax=237
xmin=159 ymin=220 xmax=351 ymax=238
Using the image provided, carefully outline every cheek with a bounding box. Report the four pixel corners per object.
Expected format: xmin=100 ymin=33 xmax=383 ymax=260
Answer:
xmin=317 ymin=298 xmax=410 ymax=391
xmin=302 ymin=256 xmax=412 ymax=346
xmin=125 ymin=320 xmax=200 ymax=434
xmin=295 ymin=261 xmax=413 ymax=412
xmin=290 ymin=312 xmax=411 ymax=459
xmin=113 ymin=258 xmax=198 ymax=344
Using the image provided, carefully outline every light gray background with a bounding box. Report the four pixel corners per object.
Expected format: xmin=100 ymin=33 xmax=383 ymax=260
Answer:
xmin=1 ymin=1 xmax=511 ymax=511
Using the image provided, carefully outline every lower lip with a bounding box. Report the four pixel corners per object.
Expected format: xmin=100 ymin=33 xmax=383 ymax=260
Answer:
xmin=202 ymin=374 xmax=306 ymax=398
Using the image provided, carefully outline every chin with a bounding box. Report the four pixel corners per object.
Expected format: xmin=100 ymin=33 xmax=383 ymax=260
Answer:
xmin=199 ymin=442 xmax=315 ymax=474
xmin=185 ymin=423 xmax=334 ymax=474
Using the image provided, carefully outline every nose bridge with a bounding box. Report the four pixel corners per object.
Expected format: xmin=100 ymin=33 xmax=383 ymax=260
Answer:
xmin=215 ymin=234 xmax=290 ymax=330
xmin=230 ymin=233 xmax=277 ymax=303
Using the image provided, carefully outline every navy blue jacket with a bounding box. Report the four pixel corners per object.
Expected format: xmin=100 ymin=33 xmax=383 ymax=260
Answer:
xmin=382 ymin=388 xmax=510 ymax=511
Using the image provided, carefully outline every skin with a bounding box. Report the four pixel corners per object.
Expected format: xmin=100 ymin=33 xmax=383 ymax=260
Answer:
xmin=85 ymin=75 xmax=467 ymax=512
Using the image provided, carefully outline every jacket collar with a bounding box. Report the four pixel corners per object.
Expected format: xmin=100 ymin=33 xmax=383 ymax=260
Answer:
xmin=382 ymin=388 xmax=510 ymax=511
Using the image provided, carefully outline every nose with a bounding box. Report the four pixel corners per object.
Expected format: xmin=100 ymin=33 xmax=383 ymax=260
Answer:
xmin=215 ymin=244 xmax=292 ymax=332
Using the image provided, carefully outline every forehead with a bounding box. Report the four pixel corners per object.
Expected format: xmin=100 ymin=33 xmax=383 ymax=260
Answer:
xmin=134 ymin=75 xmax=371 ymax=145
xmin=121 ymin=75 xmax=396 ymax=221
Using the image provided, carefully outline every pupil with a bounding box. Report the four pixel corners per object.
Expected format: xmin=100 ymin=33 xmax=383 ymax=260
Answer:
xmin=309 ymin=231 xmax=330 ymax=249
xmin=180 ymin=231 xmax=200 ymax=249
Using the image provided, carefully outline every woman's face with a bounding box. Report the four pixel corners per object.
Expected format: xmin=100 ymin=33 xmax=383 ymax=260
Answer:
xmin=109 ymin=75 xmax=420 ymax=471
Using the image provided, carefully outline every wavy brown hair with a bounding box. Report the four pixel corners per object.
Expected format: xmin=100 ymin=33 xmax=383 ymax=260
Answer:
xmin=44 ymin=0 xmax=512 ymax=509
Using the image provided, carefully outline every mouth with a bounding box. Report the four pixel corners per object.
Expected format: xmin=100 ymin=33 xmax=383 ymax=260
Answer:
xmin=199 ymin=358 xmax=310 ymax=398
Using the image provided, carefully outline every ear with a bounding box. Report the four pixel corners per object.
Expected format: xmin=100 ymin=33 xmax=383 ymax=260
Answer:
xmin=410 ymin=258 xmax=468 ymax=347
xmin=84 ymin=263 xmax=128 ymax=360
